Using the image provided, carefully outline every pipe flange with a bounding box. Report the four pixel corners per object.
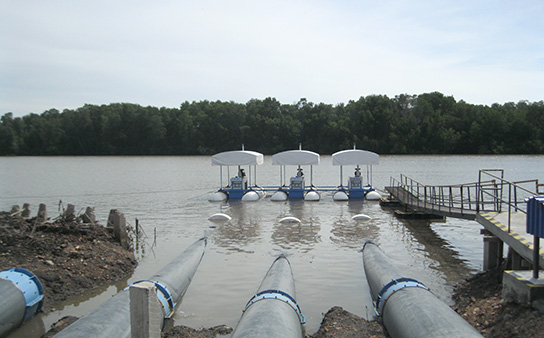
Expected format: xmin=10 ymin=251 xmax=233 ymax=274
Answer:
xmin=374 ymin=277 xmax=428 ymax=319
xmin=244 ymin=289 xmax=306 ymax=324
xmin=0 ymin=267 xmax=44 ymax=320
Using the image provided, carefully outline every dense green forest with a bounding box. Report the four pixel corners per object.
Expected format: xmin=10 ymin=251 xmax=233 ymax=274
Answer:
xmin=1 ymin=92 xmax=543 ymax=155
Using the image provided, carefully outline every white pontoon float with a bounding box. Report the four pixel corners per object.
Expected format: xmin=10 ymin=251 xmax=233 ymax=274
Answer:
xmin=270 ymin=147 xmax=320 ymax=201
xmin=208 ymin=148 xmax=264 ymax=202
xmin=332 ymin=148 xmax=381 ymax=201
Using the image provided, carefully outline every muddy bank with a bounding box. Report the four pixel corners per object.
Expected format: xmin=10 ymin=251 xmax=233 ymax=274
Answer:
xmin=0 ymin=211 xmax=137 ymax=313
xmin=2 ymin=211 xmax=543 ymax=338
xmin=452 ymin=268 xmax=544 ymax=338
xmin=305 ymin=306 xmax=386 ymax=338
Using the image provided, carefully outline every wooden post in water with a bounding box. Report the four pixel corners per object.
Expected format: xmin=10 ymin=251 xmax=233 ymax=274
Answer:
xmin=21 ymin=203 xmax=31 ymax=217
xmin=64 ymin=204 xmax=76 ymax=221
xmin=10 ymin=205 xmax=20 ymax=215
xmin=82 ymin=207 xmax=96 ymax=224
xmin=108 ymin=209 xmax=129 ymax=250
xmin=37 ymin=203 xmax=47 ymax=221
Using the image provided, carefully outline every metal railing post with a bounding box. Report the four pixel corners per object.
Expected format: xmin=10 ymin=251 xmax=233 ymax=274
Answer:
xmin=463 ymin=186 xmax=466 ymax=211
xmin=449 ymin=186 xmax=453 ymax=213
xmin=508 ymin=184 xmax=512 ymax=232
xmin=476 ymin=170 xmax=482 ymax=213
xmin=424 ymin=186 xmax=427 ymax=211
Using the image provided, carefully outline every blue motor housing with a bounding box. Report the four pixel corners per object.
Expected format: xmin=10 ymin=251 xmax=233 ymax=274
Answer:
xmin=229 ymin=176 xmax=245 ymax=199
xmin=289 ymin=176 xmax=305 ymax=199
xmin=348 ymin=176 xmax=365 ymax=199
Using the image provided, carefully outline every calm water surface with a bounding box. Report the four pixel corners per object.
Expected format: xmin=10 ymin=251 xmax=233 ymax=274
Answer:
xmin=1 ymin=155 xmax=543 ymax=336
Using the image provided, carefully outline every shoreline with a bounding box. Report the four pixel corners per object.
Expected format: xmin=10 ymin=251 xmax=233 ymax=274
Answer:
xmin=1 ymin=212 xmax=543 ymax=337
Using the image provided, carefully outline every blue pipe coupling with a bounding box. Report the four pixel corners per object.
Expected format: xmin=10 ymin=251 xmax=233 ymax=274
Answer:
xmin=374 ymin=277 xmax=428 ymax=320
xmin=244 ymin=289 xmax=306 ymax=324
xmin=0 ymin=267 xmax=44 ymax=321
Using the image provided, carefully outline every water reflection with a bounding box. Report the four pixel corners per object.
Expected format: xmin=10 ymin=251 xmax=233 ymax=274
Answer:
xmin=396 ymin=219 xmax=471 ymax=282
xmin=330 ymin=201 xmax=380 ymax=249
xmin=281 ymin=200 xmax=320 ymax=223
xmin=271 ymin=221 xmax=321 ymax=252
xmin=330 ymin=220 xmax=379 ymax=249
xmin=211 ymin=202 xmax=261 ymax=252
xmin=345 ymin=199 xmax=366 ymax=214
xmin=271 ymin=201 xmax=321 ymax=252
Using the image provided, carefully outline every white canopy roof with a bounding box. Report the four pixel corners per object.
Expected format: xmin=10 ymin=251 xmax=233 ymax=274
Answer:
xmin=272 ymin=150 xmax=320 ymax=165
xmin=211 ymin=150 xmax=264 ymax=166
xmin=332 ymin=149 xmax=379 ymax=166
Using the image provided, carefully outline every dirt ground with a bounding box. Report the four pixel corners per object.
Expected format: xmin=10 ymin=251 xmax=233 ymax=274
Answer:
xmin=452 ymin=267 xmax=544 ymax=338
xmin=304 ymin=306 xmax=386 ymax=338
xmin=0 ymin=211 xmax=137 ymax=313
xmin=1 ymin=212 xmax=543 ymax=338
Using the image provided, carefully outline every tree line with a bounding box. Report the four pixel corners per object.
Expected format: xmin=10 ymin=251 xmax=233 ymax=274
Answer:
xmin=1 ymin=92 xmax=543 ymax=156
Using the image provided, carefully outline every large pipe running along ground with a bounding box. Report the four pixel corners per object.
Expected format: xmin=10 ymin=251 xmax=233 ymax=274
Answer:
xmin=362 ymin=241 xmax=483 ymax=338
xmin=231 ymin=255 xmax=305 ymax=338
xmin=0 ymin=268 xmax=44 ymax=338
xmin=54 ymin=237 xmax=207 ymax=338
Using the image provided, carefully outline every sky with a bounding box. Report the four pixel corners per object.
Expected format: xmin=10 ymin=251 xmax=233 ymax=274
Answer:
xmin=1 ymin=0 xmax=543 ymax=117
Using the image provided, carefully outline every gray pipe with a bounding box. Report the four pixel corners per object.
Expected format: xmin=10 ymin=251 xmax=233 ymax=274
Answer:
xmin=0 ymin=268 xmax=44 ymax=338
xmin=0 ymin=279 xmax=26 ymax=338
xmin=54 ymin=237 xmax=207 ymax=338
xmin=362 ymin=241 xmax=483 ymax=338
xmin=231 ymin=255 xmax=305 ymax=338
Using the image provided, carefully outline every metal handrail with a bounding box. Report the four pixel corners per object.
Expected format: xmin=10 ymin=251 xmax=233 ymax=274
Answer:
xmin=389 ymin=175 xmax=498 ymax=217
xmin=389 ymin=170 xmax=540 ymax=224
xmin=477 ymin=169 xmax=540 ymax=232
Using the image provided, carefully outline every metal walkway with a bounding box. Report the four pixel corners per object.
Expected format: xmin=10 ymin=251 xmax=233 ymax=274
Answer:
xmin=384 ymin=184 xmax=478 ymax=220
xmin=385 ymin=169 xmax=543 ymax=220
xmin=385 ymin=169 xmax=544 ymax=270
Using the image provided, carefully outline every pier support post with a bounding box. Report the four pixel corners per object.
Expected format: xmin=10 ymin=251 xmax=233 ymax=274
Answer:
xmin=507 ymin=248 xmax=524 ymax=270
xmin=130 ymin=282 xmax=162 ymax=338
xmin=483 ymin=235 xmax=503 ymax=270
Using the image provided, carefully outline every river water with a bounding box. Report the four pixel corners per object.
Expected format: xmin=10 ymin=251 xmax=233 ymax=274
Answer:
xmin=1 ymin=155 xmax=543 ymax=336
